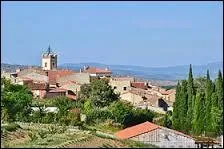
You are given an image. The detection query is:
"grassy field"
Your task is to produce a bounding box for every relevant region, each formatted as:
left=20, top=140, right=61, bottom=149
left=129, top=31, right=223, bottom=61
left=1, top=122, right=157, bottom=148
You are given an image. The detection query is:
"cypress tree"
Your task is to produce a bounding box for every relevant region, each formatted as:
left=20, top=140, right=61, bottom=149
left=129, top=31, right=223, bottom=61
left=210, top=92, right=221, bottom=136
left=192, top=90, right=206, bottom=136
left=215, top=70, right=223, bottom=135
left=205, top=70, right=213, bottom=135
left=179, top=80, right=188, bottom=133
left=172, top=81, right=181, bottom=130
left=186, top=64, right=194, bottom=133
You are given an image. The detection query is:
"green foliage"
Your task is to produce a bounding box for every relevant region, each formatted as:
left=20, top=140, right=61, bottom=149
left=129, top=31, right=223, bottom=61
left=28, top=131, right=38, bottom=142
left=186, top=64, right=194, bottom=133
left=125, top=108, right=154, bottom=128
left=172, top=66, right=223, bottom=137
left=90, top=79, right=119, bottom=107
left=172, top=81, right=181, bottom=130
left=163, top=111, right=172, bottom=128
left=78, top=84, right=91, bottom=102
left=215, top=70, right=223, bottom=135
left=79, top=79, right=119, bottom=108
left=86, top=108, right=112, bottom=124
left=108, top=101, right=133, bottom=124
left=1, top=77, right=33, bottom=122
left=3, top=123, right=21, bottom=132
left=204, top=70, right=214, bottom=133
left=192, top=90, right=206, bottom=135
left=179, top=80, right=188, bottom=132
left=38, top=130, right=48, bottom=139
left=160, top=85, right=176, bottom=90
left=108, top=101, right=155, bottom=128
left=83, top=100, right=93, bottom=114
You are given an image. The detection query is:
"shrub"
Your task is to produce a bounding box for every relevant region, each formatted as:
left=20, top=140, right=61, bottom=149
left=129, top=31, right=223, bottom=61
left=4, top=123, right=21, bottom=132
left=38, top=129, right=48, bottom=139
left=28, top=131, right=38, bottom=141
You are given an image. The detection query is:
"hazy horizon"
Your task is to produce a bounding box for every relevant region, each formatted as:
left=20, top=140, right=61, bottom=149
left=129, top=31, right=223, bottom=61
left=1, top=1, right=223, bottom=67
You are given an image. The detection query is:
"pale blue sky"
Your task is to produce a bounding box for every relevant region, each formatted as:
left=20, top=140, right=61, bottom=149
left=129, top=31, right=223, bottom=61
left=1, top=1, right=223, bottom=67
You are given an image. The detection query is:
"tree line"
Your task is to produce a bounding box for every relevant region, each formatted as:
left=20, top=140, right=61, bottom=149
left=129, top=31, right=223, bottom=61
left=172, top=65, right=223, bottom=137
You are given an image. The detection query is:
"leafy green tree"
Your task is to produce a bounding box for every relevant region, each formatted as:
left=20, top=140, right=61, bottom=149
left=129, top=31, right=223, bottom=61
left=108, top=101, right=133, bottom=124
left=1, top=78, right=33, bottom=122
left=186, top=64, right=194, bottom=133
left=192, top=90, right=206, bottom=136
left=128, top=108, right=154, bottom=127
left=90, top=79, right=119, bottom=107
left=83, top=99, right=93, bottom=114
left=78, top=84, right=91, bottom=102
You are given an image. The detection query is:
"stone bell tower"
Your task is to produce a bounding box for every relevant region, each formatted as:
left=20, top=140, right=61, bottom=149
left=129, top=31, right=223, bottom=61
left=42, top=45, right=57, bottom=70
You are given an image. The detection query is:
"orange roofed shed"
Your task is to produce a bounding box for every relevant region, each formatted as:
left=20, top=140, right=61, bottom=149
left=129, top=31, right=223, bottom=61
left=114, top=121, right=160, bottom=139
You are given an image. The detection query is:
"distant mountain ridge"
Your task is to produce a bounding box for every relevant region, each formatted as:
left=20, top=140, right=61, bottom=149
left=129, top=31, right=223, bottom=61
left=59, top=61, right=223, bottom=81
left=1, top=61, right=223, bottom=84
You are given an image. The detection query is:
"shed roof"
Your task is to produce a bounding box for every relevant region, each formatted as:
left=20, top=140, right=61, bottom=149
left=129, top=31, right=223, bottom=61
left=115, top=121, right=193, bottom=140
left=114, top=121, right=159, bottom=139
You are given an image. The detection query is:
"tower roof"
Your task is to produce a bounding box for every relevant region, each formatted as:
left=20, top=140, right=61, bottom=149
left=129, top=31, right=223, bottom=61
left=43, top=45, right=56, bottom=56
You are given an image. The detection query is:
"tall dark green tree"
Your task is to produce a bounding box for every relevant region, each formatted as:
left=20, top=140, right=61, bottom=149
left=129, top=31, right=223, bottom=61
left=215, top=70, right=223, bottom=135
left=172, top=81, right=181, bottom=130
left=179, top=80, right=188, bottom=132
left=204, top=70, right=213, bottom=135
left=192, top=89, right=206, bottom=136
left=186, top=64, right=194, bottom=133
left=210, top=92, right=221, bottom=136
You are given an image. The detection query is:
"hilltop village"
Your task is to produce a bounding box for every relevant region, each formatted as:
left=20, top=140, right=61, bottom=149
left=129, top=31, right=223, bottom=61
left=2, top=46, right=176, bottom=114
left=2, top=46, right=223, bottom=148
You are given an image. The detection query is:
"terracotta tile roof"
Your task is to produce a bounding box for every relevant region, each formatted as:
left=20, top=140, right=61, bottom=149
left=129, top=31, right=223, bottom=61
left=115, top=121, right=160, bottom=139
left=83, top=67, right=112, bottom=74
left=19, top=76, right=33, bottom=81
left=131, top=82, right=147, bottom=90
left=49, top=88, right=67, bottom=93
left=115, top=121, right=193, bottom=140
left=59, top=80, right=81, bottom=86
left=24, top=81, right=48, bottom=90
left=159, top=89, right=176, bottom=95
left=111, top=77, right=134, bottom=81
left=47, top=70, right=76, bottom=85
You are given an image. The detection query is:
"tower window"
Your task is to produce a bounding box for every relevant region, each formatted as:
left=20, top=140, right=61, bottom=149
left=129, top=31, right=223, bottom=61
left=123, top=87, right=127, bottom=91
left=45, top=62, right=47, bottom=67
left=52, top=62, right=54, bottom=67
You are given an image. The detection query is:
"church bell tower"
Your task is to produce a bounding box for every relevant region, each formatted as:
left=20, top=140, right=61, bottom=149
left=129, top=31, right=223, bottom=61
left=42, top=45, right=57, bottom=70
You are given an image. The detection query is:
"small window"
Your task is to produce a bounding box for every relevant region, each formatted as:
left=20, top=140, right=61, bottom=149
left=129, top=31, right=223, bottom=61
left=123, top=87, right=127, bottom=91
left=45, top=62, right=47, bottom=67
left=114, top=86, right=117, bottom=89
